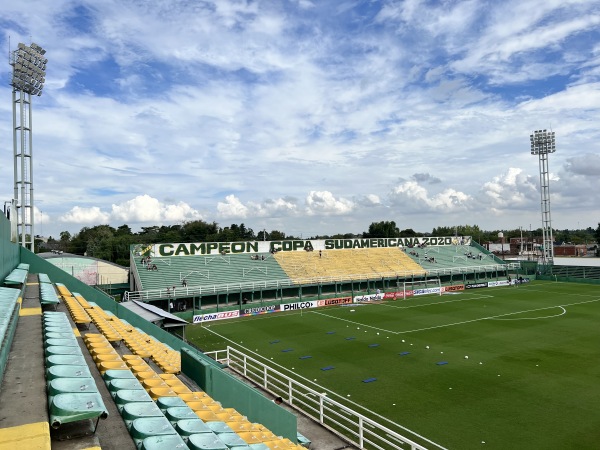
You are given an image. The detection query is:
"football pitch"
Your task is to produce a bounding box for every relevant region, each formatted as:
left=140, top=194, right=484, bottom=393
left=186, top=281, right=600, bottom=450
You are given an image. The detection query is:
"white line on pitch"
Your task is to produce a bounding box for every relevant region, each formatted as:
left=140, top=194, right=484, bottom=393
left=395, top=297, right=600, bottom=334
left=310, top=311, right=398, bottom=334
left=376, top=294, right=493, bottom=310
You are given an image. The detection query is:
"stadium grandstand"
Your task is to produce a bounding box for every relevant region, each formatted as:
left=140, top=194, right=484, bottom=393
left=126, top=236, right=519, bottom=318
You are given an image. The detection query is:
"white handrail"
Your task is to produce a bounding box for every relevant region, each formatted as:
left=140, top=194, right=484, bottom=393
left=205, top=346, right=449, bottom=450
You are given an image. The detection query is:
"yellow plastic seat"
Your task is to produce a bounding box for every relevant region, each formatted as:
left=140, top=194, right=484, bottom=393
left=94, top=353, right=122, bottom=365
left=194, top=410, right=219, bottom=422
left=142, top=378, right=168, bottom=390
left=134, top=371, right=160, bottom=381
left=148, top=387, right=177, bottom=400
left=178, top=392, right=209, bottom=402
left=170, top=385, right=192, bottom=395
left=97, top=360, right=128, bottom=374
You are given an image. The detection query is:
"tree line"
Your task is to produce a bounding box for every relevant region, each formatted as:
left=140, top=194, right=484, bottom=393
left=37, top=220, right=600, bottom=267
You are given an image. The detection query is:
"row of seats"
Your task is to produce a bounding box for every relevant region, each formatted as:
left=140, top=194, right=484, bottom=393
left=0, top=287, right=21, bottom=385
left=60, top=287, right=304, bottom=448
left=42, top=311, right=108, bottom=430
left=38, top=274, right=60, bottom=309
left=2, top=263, right=29, bottom=286
left=56, top=284, right=92, bottom=328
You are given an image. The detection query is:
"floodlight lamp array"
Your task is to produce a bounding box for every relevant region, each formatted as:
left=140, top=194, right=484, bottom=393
left=10, top=42, right=47, bottom=96
left=529, top=129, right=556, bottom=155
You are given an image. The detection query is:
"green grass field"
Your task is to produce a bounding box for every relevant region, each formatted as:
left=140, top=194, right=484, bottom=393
left=186, top=281, right=600, bottom=450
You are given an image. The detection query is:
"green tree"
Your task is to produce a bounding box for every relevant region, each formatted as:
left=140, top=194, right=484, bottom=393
left=364, top=221, right=399, bottom=238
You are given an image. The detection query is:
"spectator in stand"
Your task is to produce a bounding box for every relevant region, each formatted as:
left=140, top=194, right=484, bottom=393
left=182, top=279, right=187, bottom=288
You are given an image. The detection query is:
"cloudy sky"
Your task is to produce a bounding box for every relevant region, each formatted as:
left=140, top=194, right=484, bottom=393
left=2, top=0, right=599, bottom=240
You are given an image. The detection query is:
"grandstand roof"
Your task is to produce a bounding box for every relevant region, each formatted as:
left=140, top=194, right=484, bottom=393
left=120, top=300, right=188, bottom=327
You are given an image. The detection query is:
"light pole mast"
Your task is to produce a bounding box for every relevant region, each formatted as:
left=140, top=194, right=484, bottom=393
left=530, top=129, right=556, bottom=267
left=9, top=42, right=47, bottom=252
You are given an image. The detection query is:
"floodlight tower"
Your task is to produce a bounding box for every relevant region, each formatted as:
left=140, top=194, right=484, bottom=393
left=530, top=129, right=556, bottom=266
left=9, top=42, right=47, bottom=251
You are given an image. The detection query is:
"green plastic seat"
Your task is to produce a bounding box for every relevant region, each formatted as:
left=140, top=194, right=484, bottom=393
left=46, top=365, right=92, bottom=381
left=44, top=332, right=76, bottom=340
left=43, top=326, right=71, bottom=335
left=175, top=418, right=212, bottom=436
left=140, top=434, right=189, bottom=450
left=121, top=402, right=164, bottom=426
left=156, top=396, right=187, bottom=411
left=165, top=406, right=198, bottom=423
left=44, top=338, right=80, bottom=348
left=45, top=346, right=83, bottom=357
left=129, top=417, right=177, bottom=443
left=114, top=390, right=154, bottom=410
left=49, top=392, right=108, bottom=429
left=107, top=378, right=145, bottom=396
left=187, top=432, right=228, bottom=450
left=48, top=378, right=98, bottom=396
left=217, top=433, right=247, bottom=447
left=103, top=369, right=136, bottom=382
left=46, top=355, right=87, bottom=367
left=206, top=421, right=235, bottom=434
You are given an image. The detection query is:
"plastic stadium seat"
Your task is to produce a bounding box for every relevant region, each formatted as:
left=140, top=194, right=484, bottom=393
left=174, top=418, right=213, bottom=436
left=187, top=432, right=228, bottom=450
left=148, top=387, right=177, bottom=401
left=139, top=433, right=188, bottom=450
left=128, top=417, right=178, bottom=445
left=97, top=360, right=128, bottom=374
left=156, top=396, right=187, bottom=411
left=164, top=405, right=199, bottom=422
left=114, top=389, right=155, bottom=410
left=48, top=378, right=98, bottom=396
left=107, top=377, right=145, bottom=396
left=48, top=393, right=108, bottom=430
left=46, top=365, right=92, bottom=381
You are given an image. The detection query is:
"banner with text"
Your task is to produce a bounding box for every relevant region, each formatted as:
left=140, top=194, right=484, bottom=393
left=132, top=236, right=472, bottom=258
left=193, top=310, right=240, bottom=323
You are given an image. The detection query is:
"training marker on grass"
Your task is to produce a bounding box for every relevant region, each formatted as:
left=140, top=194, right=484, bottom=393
left=345, top=337, right=356, bottom=340
left=368, top=344, right=380, bottom=348
left=281, top=348, right=294, bottom=353
left=299, top=355, right=312, bottom=360
left=326, top=331, right=336, bottom=334
left=399, top=351, right=410, bottom=356
left=362, top=378, right=377, bottom=383
left=437, top=361, right=449, bottom=365
left=269, top=340, right=280, bottom=344
left=321, top=366, right=335, bottom=371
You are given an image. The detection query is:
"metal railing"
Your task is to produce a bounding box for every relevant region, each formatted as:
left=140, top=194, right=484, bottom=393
left=206, top=346, right=447, bottom=450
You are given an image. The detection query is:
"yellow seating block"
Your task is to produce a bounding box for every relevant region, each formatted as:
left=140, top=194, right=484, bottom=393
left=0, top=421, right=50, bottom=450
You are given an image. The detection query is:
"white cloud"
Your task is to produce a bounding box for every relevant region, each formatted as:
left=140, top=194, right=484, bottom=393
left=111, top=195, right=202, bottom=223
left=390, top=181, right=472, bottom=212
left=305, top=191, right=354, bottom=216
left=479, top=168, right=538, bottom=210
left=59, top=196, right=201, bottom=225
left=217, top=195, right=249, bottom=219
left=60, top=206, right=110, bottom=224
